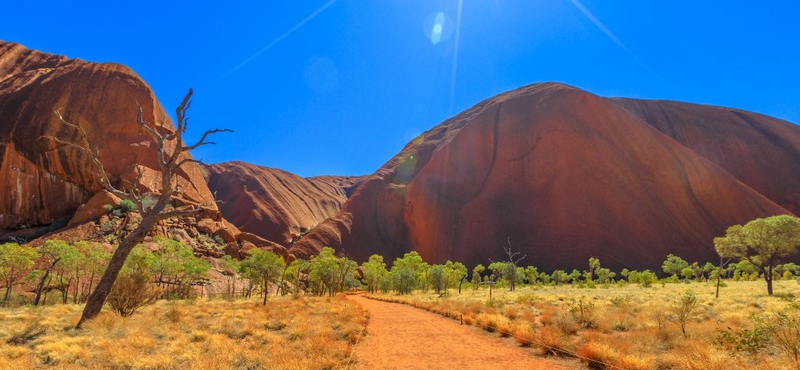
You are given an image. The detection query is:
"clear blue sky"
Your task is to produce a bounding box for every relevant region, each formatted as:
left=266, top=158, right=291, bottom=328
left=2, top=1, right=798, bottom=177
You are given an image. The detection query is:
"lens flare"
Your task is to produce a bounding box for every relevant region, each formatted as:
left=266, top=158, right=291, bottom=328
left=430, top=12, right=445, bottom=44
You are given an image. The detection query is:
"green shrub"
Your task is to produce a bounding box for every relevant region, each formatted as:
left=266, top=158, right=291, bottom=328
left=714, top=326, right=769, bottom=353
left=755, top=311, right=800, bottom=362
left=118, top=199, right=136, bottom=213
left=672, top=290, right=698, bottom=337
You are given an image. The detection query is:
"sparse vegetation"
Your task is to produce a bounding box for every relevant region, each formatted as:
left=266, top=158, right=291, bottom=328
left=0, top=295, right=367, bottom=369
left=365, top=279, right=800, bottom=369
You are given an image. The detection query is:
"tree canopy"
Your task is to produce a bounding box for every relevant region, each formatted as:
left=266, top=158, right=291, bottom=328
left=714, top=215, right=800, bottom=295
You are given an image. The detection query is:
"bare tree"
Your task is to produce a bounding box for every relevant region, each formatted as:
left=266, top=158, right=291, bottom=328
left=45, top=89, right=230, bottom=327
left=504, top=237, right=526, bottom=291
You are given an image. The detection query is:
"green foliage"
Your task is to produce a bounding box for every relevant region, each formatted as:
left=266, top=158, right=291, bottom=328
left=570, top=298, right=597, bottom=328
left=524, top=265, right=539, bottom=285
left=390, top=251, right=426, bottom=295
left=754, top=306, right=800, bottom=362
left=102, top=204, right=114, bottom=214
left=472, top=264, right=485, bottom=289
left=118, top=199, right=136, bottom=213
left=662, top=254, right=689, bottom=278
left=488, top=261, right=520, bottom=287
left=444, top=260, right=467, bottom=294
left=715, top=215, right=800, bottom=295
left=240, top=249, right=286, bottom=304
left=429, top=264, right=446, bottom=294
left=151, top=237, right=210, bottom=299
left=627, top=270, right=658, bottom=287
left=595, top=267, right=616, bottom=284
left=362, top=254, right=388, bottom=294
left=587, top=257, right=601, bottom=281
left=714, top=325, right=770, bottom=354
left=0, top=243, right=39, bottom=304
left=672, top=290, right=698, bottom=337
left=307, top=247, right=355, bottom=297
left=551, top=270, right=569, bottom=285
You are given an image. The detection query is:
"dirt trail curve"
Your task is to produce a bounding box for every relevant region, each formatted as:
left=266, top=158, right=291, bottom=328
left=350, top=295, right=580, bottom=370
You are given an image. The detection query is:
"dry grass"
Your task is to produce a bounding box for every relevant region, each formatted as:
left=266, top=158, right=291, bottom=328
left=0, top=294, right=368, bottom=370
left=366, top=280, right=800, bottom=369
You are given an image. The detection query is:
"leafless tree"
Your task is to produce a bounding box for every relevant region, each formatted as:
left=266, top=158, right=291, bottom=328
left=45, top=89, right=230, bottom=328
left=504, top=237, right=526, bottom=291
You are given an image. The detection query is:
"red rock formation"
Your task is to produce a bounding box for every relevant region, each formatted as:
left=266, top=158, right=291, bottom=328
left=292, top=83, right=795, bottom=271
left=611, top=98, right=800, bottom=214
left=0, top=40, right=214, bottom=232
left=205, top=161, right=363, bottom=246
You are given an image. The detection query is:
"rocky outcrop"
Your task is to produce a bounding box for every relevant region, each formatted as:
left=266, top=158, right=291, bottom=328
left=0, top=41, right=284, bottom=261
left=205, top=161, right=363, bottom=246
left=611, top=98, right=800, bottom=215
left=0, top=40, right=214, bottom=232
left=291, top=83, right=795, bottom=271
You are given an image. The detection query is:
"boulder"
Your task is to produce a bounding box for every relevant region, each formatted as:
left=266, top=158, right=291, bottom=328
left=68, top=191, right=122, bottom=226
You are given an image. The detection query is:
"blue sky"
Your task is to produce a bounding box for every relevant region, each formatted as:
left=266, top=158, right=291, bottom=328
left=2, top=1, right=798, bottom=177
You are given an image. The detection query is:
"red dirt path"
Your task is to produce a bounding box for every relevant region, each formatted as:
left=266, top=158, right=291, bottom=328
left=350, top=295, right=581, bottom=370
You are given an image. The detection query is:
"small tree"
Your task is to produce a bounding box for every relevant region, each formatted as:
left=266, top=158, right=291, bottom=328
left=107, top=245, right=158, bottom=317
left=240, top=249, right=286, bottom=305
left=220, top=255, right=240, bottom=299
left=362, top=254, right=388, bottom=294
left=471, top=264, right=485, bottom=290
left=502, top=237, right=525, bottom=291
left=46, top=89, right=231, bottom=327
left=672, top=290, right=698, bottom=337
left=0, top=243, right=39, bottom=305
left=714, top=215, right=800, bottom=295
left=390, top=251, right=425, bottom=295
left=662, top=254, right=689, bottom=279
left=587, top=257, right=601, bottom=282
left=429, top=264, right=446, bottom=294
left=445, top=261, right=467, bottom=294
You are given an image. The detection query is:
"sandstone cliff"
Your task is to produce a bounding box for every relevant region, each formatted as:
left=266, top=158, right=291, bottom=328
left=205, top=161, right=363, bottom=246
left=0, top=40, right=213, bottom=233
left=291, top=83, right=795, bottom=271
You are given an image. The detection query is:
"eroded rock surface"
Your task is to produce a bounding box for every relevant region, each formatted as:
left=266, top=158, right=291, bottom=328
left=292, top=83, right=795, bottom=271
left=205, top=161, right=363, bottom=246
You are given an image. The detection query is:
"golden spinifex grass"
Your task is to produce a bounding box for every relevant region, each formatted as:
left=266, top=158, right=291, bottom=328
left=0, top=294, right=367, bottom=370
left=367, top=280, right=800, bottom=370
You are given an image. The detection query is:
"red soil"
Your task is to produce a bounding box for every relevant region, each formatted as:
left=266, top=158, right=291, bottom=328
left=350, top=295, right=579, bottom=370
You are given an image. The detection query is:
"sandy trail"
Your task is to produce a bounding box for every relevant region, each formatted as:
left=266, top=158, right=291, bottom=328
left=350, top=295, right=580, bottom=370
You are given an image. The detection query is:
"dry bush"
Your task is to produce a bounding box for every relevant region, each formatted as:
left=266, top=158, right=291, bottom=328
left=6, top=323, right=46, bottom=346
left=0, top=295, right=368, bottom=370
left=512, top=322, right=536, bottom=347
left=107, top=271, right=159, bottom=317
left=553, top=311, right=580, bottom=335
left=536, top=325, right=574, bottom=356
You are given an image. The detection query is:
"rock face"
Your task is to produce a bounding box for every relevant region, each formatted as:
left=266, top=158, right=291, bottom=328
left=611, top=98, right=800, bottom=215
left=205, top=161, right=363, bottom=246
left=0, top=40, right=214, bottom=232
left=292, top=83, right=796, bottom=271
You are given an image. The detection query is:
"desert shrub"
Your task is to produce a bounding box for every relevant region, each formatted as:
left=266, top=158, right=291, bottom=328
left=714, top=325, right=769, bottom=353
left=570, top=298, right=597, bottom=329
left=107, top=270, right=159, bottom=317
left=6, top=323, right=46, bottom=346
left=755, top=310, right=800, bottom=362
left=118, top=199, right=136, bottom=213
left=512, top=322, right=536, bottom=347
left=672, top=290, right=698, bottom=337
left=536, top=325, right=574, bottom=356
left=553, top=311, right=580, bottom=335
left=102, top=204, right=114, bottom=213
